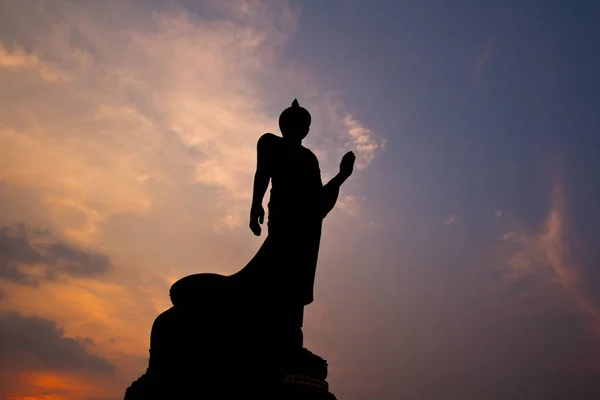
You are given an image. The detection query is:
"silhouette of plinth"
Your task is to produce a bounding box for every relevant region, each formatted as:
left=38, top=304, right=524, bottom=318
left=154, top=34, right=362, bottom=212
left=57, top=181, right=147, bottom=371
left=124, top=273, right=337, bottom=399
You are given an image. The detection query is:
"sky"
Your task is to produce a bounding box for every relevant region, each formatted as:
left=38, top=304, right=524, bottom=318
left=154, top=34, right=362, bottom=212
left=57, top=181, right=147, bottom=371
left=0, top=0, right=599, bottom=399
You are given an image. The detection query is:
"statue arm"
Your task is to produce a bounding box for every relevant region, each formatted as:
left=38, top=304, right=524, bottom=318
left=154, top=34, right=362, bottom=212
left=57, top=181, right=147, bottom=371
left=321, top=151, right=355, bottom=219
left=252, top=134, right=275, bottom=207
left=321, top=172, right=348, bottom=218
left=252, top=168, right=270, bottom=210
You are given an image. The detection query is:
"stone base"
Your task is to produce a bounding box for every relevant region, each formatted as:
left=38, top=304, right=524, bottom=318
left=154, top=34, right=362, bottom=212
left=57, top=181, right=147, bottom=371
left=124, top=349, right=337, bottom=400
left=124, top=274, right=336, bottom=400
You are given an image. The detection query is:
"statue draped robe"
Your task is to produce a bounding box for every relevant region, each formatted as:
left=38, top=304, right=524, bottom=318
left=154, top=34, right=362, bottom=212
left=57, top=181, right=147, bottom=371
left=231, top=133, right=340, bottom=315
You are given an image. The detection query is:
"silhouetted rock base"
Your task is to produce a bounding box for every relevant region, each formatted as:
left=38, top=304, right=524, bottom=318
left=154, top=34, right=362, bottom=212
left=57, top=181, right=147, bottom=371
left=124, top=274, right=337, bottom=399
left=125, top=347, right=336, bottom=399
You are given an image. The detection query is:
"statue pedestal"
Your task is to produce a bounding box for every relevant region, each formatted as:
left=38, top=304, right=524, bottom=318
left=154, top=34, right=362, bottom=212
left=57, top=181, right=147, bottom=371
left=124, top=274, right=337, bottom=399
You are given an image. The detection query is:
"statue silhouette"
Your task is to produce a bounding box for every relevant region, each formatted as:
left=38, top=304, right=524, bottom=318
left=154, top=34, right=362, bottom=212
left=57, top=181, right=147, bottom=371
left=232, top=98, right=355, bottom=338
left=125, top=99, right=354, bottom=399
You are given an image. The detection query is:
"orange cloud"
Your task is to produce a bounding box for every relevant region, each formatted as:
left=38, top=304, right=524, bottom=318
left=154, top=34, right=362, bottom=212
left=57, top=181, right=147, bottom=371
left=2, top=370, right=117, bottom=400
left=0, top=43, right=70, bottom=82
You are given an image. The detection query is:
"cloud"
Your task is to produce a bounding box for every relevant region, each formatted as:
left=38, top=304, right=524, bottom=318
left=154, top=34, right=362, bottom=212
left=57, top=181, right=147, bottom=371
left=342, top=115, right=383, bottom=170
left=0, top=223, right=110, bottom=286
left=313, top=95, right=385, bottom=172
left=336, top=195, right=365, bottom=218
left=213, top=214, right=244, bottom=232
left=0, top=311, right=114, bottom=373
left=501, top=231, right=517, bottom=240
left=498, top=183, right=600, bottom=343
left=0, top=0, right=382, bottom=243
left=0, top=42, right=70, bottom=82
left=46, top=242, right=110, bottom=278
left=443, top=214, right=458, bottom=225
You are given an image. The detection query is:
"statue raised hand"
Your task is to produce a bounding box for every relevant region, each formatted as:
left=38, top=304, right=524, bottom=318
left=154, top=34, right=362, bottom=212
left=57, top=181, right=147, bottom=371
left=339, top=151, right=356, bottom=179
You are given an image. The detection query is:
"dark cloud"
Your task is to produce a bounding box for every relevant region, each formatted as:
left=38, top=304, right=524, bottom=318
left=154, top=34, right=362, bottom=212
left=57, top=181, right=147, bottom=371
left=0, top=223, right=110, bottom=286
left=0, top=311, right=114, bottom=373
left=47, top=242, right=110, bottom=278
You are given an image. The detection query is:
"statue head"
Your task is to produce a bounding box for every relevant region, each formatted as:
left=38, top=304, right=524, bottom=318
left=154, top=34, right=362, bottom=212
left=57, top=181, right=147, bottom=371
left=278, top=99, right=311, bottom=142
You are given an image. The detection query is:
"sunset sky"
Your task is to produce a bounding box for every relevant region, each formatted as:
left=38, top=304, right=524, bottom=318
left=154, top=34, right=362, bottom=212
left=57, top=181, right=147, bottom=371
left=1, top=1, right=600, bottom=399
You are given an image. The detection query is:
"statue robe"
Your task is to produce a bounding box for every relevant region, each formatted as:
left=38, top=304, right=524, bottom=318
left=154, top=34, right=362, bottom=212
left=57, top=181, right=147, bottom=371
left=232, top=133, right=328, bottom=308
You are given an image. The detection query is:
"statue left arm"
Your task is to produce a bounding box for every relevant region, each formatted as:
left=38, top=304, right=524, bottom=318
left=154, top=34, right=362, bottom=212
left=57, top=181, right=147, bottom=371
left=321, top=151, right=355, bottom=219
